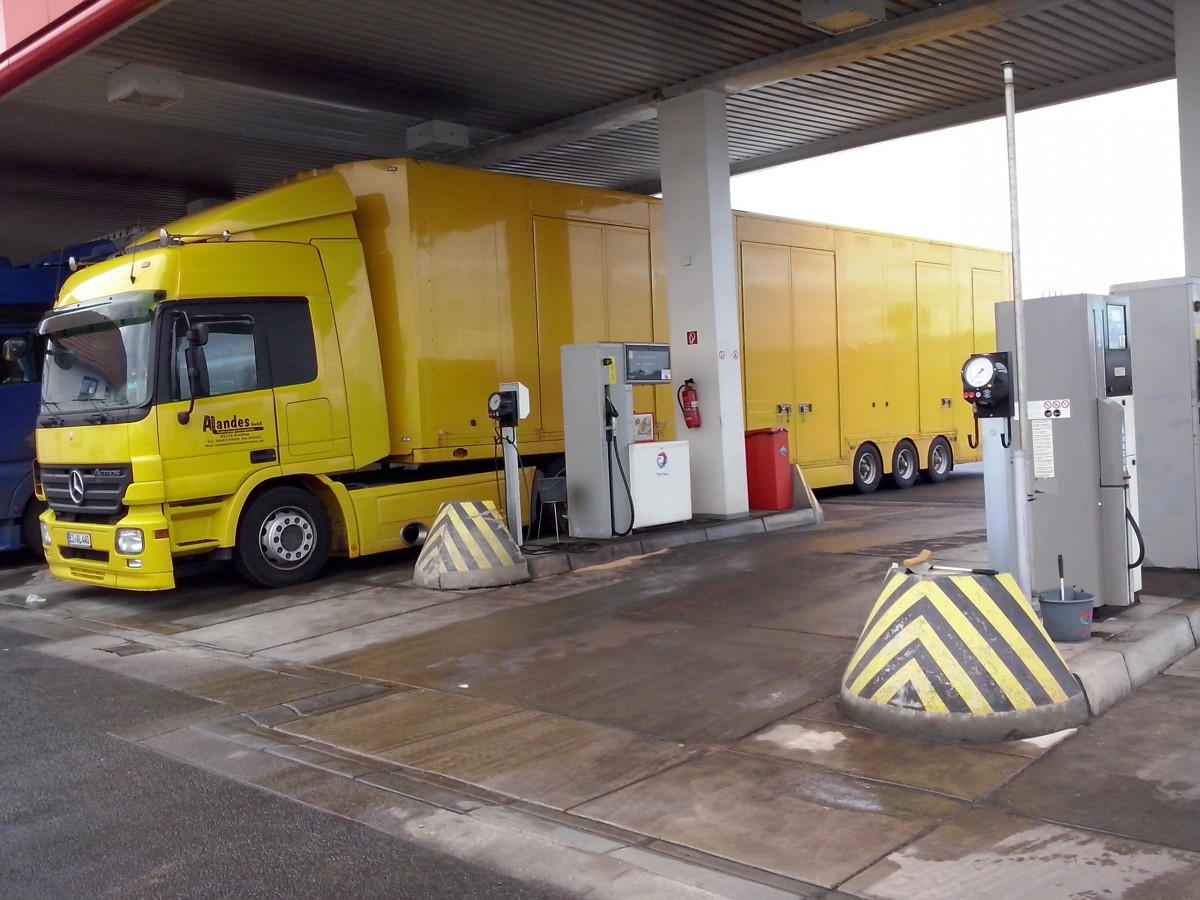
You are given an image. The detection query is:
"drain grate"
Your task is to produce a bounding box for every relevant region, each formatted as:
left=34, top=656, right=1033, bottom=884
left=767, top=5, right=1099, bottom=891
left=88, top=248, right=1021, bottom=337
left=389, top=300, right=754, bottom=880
left=853, top=530, right=988, bottom=561
left=100, top=640, right=159, bottom=657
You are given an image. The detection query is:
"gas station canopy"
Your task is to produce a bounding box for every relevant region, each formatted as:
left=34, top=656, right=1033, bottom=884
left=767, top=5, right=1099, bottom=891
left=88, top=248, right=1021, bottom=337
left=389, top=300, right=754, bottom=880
left=0, top=0, right=1174, bottom=264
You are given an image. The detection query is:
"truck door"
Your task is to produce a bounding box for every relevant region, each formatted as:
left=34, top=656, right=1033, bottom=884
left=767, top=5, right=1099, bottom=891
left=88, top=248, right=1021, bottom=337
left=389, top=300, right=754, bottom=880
left=740, top=241, right=841, bottom=466
left=158, top=305, right=279, bottom=506
left=916, top=262, right=956, bottom=436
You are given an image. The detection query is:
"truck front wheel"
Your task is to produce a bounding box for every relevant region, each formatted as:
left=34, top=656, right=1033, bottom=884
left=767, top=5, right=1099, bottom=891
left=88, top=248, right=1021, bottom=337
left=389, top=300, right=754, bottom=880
left=20, top=499, right=46, bottom=557
left=234, top=486, right=331, bottom=588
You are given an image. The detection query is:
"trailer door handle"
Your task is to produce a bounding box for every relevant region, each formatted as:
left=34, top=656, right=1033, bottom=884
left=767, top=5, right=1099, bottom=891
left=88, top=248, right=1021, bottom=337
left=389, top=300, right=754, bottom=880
left=250, top=449, right=277, bottom=464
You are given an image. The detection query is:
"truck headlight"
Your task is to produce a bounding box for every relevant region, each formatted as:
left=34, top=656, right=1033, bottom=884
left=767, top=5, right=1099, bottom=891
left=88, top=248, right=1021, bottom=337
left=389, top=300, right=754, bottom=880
left=115, top=528, right=145, bottom=555
left=40, top=521, right=50, bottom=547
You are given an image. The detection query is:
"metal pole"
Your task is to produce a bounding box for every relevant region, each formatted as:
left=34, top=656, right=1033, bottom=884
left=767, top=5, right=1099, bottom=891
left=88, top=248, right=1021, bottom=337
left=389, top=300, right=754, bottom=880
left=1002, top=60, right=1036, bottom=605
left=502, top=423, right=523, bottom=542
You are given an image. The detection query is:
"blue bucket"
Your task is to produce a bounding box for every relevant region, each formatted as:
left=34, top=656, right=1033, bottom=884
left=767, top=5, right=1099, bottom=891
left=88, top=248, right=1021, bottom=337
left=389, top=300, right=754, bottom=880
left=1039, top=587, right=1094, bottom=642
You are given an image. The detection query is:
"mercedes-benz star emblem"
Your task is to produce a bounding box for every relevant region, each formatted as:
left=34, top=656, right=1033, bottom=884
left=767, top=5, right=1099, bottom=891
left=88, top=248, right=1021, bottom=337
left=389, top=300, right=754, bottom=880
left=68, top=469, right=86, bottom=505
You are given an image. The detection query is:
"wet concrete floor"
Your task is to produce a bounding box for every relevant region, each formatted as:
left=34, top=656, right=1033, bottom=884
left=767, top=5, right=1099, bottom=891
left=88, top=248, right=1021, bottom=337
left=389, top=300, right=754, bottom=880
left=3, top=469, right=1200, bottom=898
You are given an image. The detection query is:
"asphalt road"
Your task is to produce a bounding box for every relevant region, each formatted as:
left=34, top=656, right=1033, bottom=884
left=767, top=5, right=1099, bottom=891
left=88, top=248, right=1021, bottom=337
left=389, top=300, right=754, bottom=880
left=0, top=624, right=566, bottom=900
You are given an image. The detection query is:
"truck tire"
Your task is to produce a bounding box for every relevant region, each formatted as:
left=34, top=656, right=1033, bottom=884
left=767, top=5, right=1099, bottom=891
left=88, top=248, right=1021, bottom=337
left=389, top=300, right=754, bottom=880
left=923, top=436, right=953, bottom=483
left=20, top=499, right=46, bottom=556
left=890, top=440, right=919, bottom=488
left=234, top=486, right=331, bottom=588
left=852, top=444, right=883, bottom=494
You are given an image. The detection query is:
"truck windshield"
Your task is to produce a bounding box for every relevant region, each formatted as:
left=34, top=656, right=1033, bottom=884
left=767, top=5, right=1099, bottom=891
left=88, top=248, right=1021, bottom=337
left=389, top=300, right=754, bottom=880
left=38, top=290, right=161, bottom=413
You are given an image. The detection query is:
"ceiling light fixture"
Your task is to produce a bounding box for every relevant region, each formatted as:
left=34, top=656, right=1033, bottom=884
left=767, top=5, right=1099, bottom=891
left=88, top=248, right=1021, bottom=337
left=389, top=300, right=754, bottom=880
left=802, top=0, right=885, bottom=34
left=406, top=120, right=469, bottom=154
left=107, top=63, right=185, bottom=110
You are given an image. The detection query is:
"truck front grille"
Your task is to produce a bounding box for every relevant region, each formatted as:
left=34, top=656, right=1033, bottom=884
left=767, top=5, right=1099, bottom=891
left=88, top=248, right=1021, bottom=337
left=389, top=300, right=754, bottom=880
left=42, top=465, right=132, bottom=519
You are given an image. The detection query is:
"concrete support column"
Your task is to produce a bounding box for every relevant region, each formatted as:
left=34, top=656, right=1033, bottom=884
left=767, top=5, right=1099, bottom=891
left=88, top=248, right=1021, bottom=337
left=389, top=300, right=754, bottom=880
left=1178, top=1, right=1200, bottom=276
left=657, top=89, right=748, bottom=518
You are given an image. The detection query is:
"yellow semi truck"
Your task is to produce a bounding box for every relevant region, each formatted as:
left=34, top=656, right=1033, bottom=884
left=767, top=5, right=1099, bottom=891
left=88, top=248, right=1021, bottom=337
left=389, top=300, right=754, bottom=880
left=30, top=159, right=1008, bottom=591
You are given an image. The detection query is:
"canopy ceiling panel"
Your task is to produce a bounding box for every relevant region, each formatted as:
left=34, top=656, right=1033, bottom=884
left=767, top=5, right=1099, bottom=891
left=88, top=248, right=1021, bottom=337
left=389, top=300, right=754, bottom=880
left=0, top=0, right=1174, bottom=262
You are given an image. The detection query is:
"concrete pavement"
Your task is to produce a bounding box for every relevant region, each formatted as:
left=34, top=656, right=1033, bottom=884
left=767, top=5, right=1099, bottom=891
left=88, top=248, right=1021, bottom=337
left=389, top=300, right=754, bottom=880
left=3, top=471, right=1200, bottom=898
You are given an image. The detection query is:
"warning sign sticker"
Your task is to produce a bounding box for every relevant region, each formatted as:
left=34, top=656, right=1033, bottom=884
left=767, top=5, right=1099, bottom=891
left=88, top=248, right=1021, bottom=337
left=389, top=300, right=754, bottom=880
left=1032, top=419, right=1055, bottom=479
left=1028, top=399, right=1071, bottom=420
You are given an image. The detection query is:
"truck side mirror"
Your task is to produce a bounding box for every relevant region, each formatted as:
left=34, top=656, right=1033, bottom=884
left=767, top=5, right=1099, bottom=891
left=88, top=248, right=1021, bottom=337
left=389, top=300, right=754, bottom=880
left=177, top=324, right=212, bottom=424
left=2, top=337, right=27, bottom=362
left=184, top=344, right=211, bottom=399
left=50, top=346, right=76, bottom=370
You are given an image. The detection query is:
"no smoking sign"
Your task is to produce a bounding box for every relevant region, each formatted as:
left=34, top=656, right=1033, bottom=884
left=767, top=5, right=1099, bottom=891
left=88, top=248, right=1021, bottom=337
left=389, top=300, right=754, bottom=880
left=1028, top=398, right=1071, bottom=419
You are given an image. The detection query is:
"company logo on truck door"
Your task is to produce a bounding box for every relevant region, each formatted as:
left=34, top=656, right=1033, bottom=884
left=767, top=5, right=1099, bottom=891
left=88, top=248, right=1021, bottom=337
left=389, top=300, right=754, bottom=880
left=202, top=414, right=264, bottom=436
left=201, top=412, right=267, bottom=448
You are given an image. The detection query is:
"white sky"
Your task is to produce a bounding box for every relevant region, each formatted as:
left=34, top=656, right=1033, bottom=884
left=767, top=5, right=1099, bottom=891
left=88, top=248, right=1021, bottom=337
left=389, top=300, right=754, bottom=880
left=728, top=79, right=1183, bottom=298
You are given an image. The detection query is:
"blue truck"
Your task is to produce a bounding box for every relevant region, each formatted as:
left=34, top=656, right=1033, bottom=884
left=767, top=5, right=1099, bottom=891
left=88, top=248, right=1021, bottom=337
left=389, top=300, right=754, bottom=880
left=0, top=241, right=115, bottom=552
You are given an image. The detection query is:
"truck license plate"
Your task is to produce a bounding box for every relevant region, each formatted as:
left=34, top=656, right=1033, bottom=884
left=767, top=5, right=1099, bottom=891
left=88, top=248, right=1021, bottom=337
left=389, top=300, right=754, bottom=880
left=66, top=531, right=91, bottom=549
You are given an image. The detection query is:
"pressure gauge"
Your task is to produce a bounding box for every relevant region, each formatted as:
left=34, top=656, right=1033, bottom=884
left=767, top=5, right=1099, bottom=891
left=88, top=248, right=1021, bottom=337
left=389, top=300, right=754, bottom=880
left=961, top=351, right=1013, bottom=418
left=487, top=390, right=518, bottom=427
left=962, top=354, right=996, bottom=388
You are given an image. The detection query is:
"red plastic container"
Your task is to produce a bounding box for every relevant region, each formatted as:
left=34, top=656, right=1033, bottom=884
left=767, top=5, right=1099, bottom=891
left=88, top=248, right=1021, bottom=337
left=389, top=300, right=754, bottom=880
left=745, top=428, right=793, bottom=510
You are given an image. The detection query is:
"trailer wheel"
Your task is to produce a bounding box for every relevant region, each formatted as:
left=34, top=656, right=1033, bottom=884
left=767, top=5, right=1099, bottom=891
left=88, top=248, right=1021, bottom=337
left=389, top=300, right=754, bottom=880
left=234, top=486, right=331, bottom=588
left=852, top=444, right=883, bottom=494
left=890, top=440, right=920, bottom=488
left=923, top=437, right=953, bottom=483
left=20, top=499, right=46, bottom=557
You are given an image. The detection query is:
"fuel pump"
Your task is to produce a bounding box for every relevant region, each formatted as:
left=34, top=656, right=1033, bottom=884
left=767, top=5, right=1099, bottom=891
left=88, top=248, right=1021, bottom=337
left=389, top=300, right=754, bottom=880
left=1116, top=278, right=1200, bottom=569
left=561, top=342, right=691, bottom=538
left=990, top=294, right=1142, bottom=610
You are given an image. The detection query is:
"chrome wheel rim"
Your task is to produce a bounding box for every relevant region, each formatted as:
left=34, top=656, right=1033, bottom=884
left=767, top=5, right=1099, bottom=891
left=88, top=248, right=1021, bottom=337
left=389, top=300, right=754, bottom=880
left=259, top=506, right=316, bottom=569
left=930, top=443, right=950, bottom=475
left=857, top=452, right=878, bottom=485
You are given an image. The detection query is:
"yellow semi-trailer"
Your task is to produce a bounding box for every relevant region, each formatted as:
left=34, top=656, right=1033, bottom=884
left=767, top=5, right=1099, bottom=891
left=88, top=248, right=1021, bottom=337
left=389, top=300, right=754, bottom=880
left=737, top=214, right=1008, bottom=491
left=33, top=159, right=1008, bottom=591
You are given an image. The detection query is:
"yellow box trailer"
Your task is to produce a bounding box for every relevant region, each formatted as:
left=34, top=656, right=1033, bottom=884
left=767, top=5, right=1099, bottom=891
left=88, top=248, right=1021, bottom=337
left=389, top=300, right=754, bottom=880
left=29, top=159, right=1008, bottom=591
left=736, top=214, right=1008, bottom=490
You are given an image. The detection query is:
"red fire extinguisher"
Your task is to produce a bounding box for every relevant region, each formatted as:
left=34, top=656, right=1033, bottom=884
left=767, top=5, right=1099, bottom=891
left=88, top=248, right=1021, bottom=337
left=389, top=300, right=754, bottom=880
left=678, top=378, right=701, bottom=429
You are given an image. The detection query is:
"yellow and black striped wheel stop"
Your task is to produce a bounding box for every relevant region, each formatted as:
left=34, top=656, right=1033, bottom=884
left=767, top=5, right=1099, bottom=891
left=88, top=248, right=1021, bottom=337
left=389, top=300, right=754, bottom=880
left=413, top=500, right=530, bottom=590
left=839, top=570, right=1088, bottom=742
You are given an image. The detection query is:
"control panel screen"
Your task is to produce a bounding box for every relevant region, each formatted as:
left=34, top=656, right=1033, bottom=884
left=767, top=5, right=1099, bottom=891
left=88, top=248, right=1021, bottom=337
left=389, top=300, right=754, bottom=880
left=624, top=343, right=672, bottom=384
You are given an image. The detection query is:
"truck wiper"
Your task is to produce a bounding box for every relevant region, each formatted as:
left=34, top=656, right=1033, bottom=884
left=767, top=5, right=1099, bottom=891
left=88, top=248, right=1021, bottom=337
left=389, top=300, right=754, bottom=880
left=39, top=399, right=65, bottom=427
left=83, top=399, right=113, bottom=424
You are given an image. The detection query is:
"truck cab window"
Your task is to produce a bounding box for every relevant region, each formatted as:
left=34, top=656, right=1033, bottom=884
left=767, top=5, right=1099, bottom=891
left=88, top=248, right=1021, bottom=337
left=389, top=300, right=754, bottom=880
left=173, top=317, right=257, bottom=399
